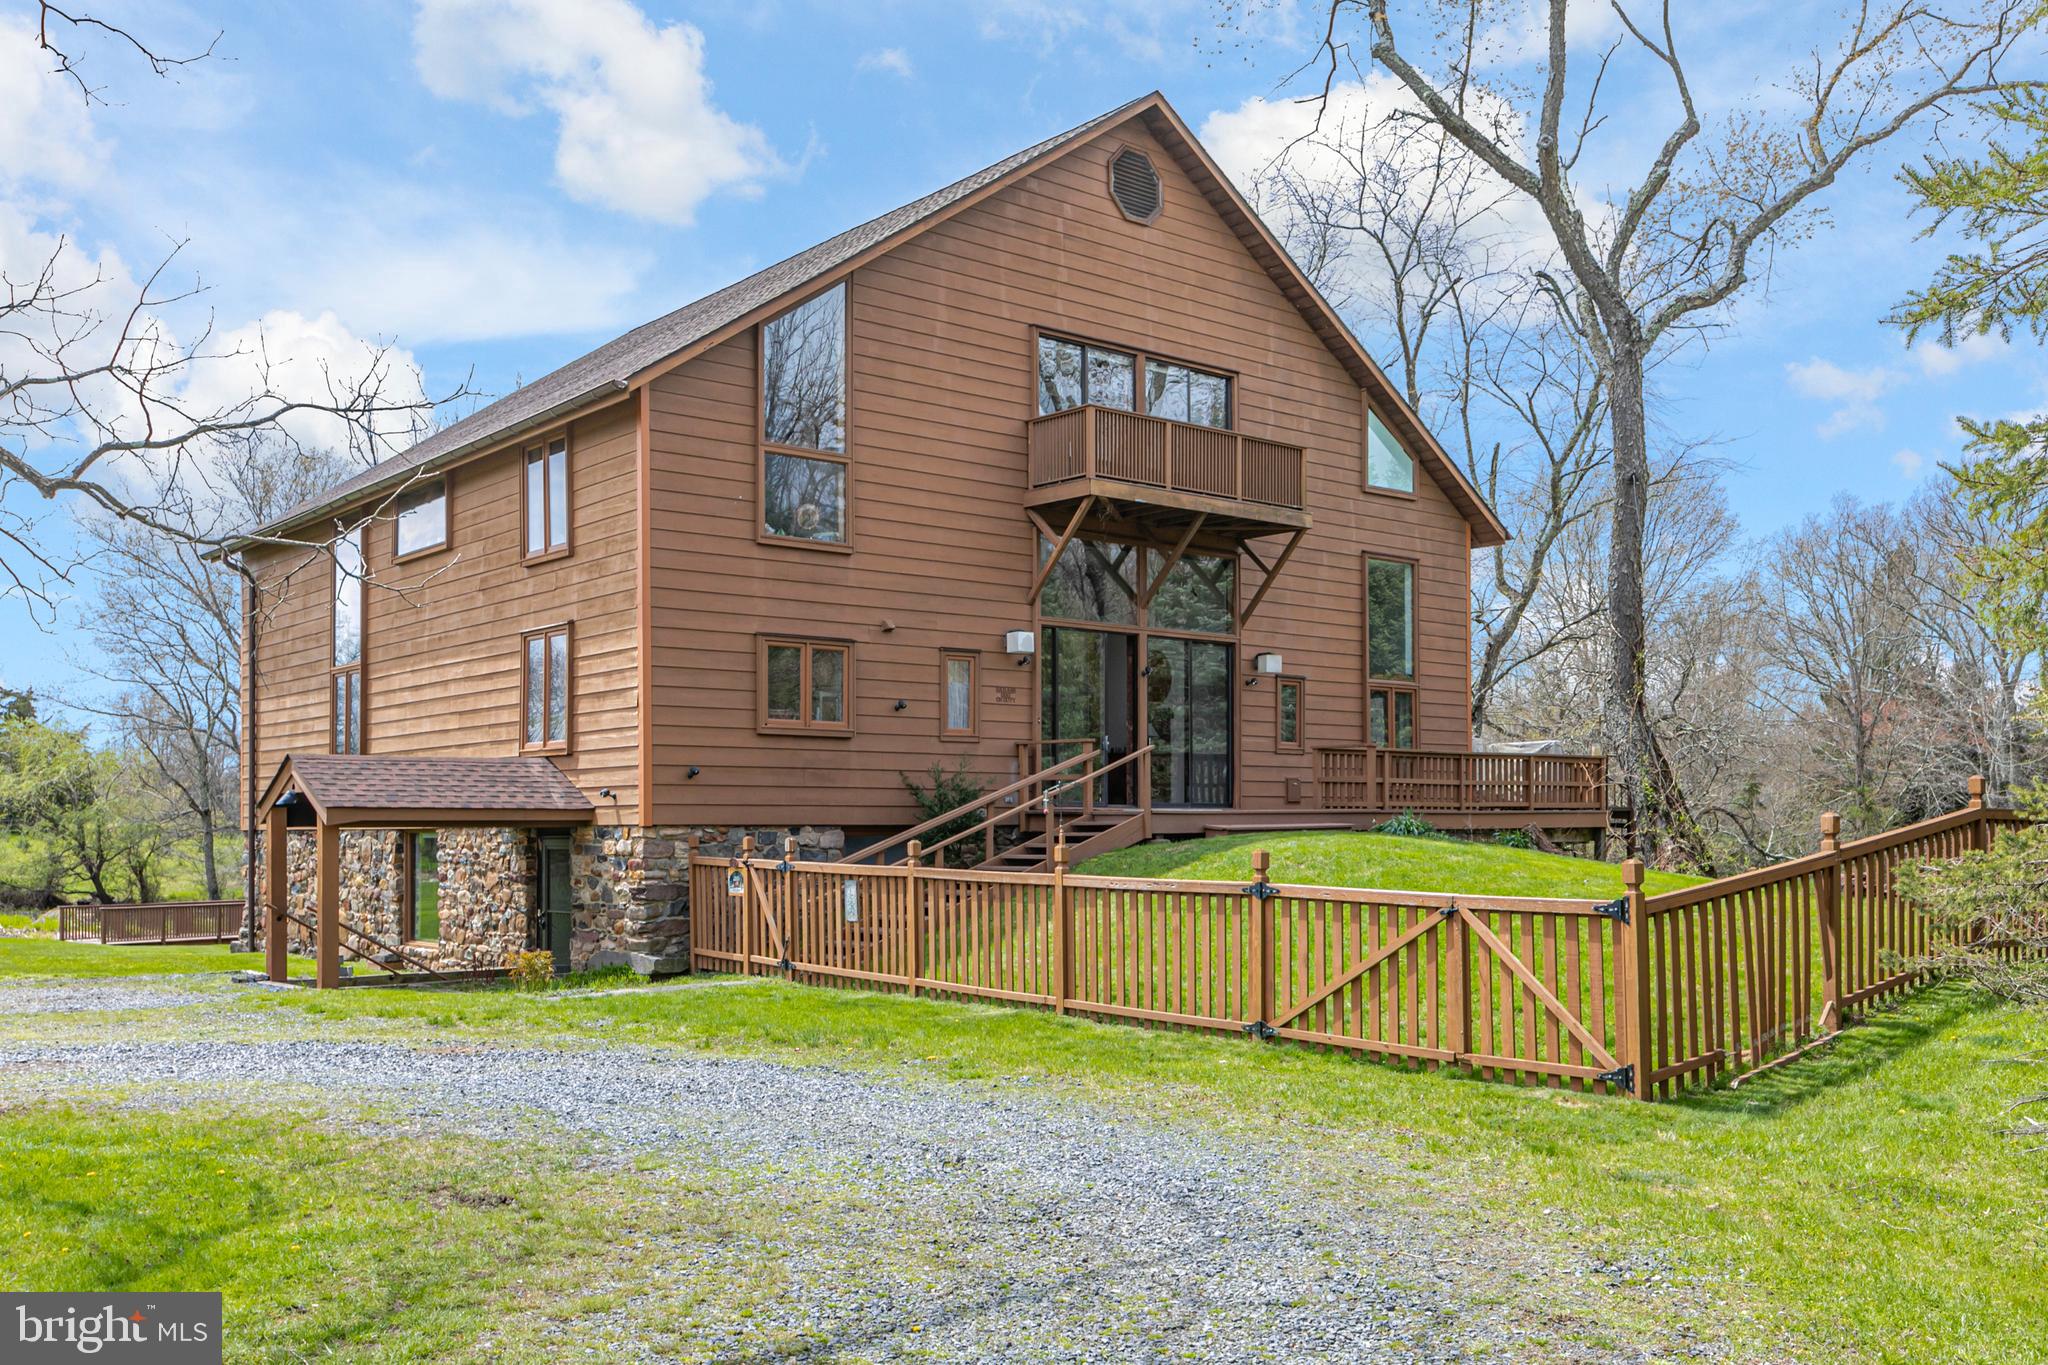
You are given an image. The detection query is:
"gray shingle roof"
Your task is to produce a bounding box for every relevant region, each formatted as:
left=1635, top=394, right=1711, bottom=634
left=239, top=92, right=1161, bottom=546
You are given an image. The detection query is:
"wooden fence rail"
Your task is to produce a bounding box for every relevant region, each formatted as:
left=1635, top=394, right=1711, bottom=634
left=690, top=782, right=2024, bottom=1101
left=57, top=900, right=244, bottom=945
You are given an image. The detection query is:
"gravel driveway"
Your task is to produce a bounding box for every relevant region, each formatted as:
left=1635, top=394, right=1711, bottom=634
left=1, top=977, right=1715, bottom=1363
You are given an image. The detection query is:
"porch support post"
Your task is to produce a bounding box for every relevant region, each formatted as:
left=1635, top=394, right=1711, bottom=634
left=315, top=818, right=341, bottom=990
left=264, top=803, right=288, bottom=983
left=1238, top=528, right=1306, bottom=626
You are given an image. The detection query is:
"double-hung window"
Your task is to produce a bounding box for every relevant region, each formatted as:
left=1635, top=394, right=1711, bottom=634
left=524, top=437, right=570, bottom=560
left=1365, top=557, right=1416, bottom=748
left=522, top=624, right=571, bottom=753
left=761, top=284, right=850, bottom=546
left=331, top=524, right=364, bottom=753
left=759, top=638, right=853, bottom=734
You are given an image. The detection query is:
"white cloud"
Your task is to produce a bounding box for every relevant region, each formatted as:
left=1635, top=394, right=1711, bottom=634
left=1785, top=357, right=1900, bottom=438
left=413, top=0, right=781, bottom=226
left=1892, top=448, right=1926, bottom=479
left=0, top=17, right=107, bottom=191
left=857, top=48, right=915, bottom=79
left=1911, top=329, right=2008, bottom=377
left=974, top=0, right=1234, bottom=63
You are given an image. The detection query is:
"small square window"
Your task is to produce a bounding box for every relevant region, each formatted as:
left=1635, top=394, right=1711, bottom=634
left=759, top=638, right=854, bottom=735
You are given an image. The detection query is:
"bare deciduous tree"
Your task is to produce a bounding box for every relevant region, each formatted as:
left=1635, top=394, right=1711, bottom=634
left=1271, top=0, right=2038, bottom=865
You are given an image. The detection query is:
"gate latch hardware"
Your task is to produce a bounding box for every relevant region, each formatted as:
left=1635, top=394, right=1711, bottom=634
left=1592, top=896, right=1630, bottom=924
left=1243, top=882, right=1280, bottom=900
left=1596, top=1063, right=1634, bottom=1090
left=1438, top=902, right=1459, bottom=919
left=1243, top=1020, right=1276, bottom=1040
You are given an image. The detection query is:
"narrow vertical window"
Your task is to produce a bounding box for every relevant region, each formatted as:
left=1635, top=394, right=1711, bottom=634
left=758, top=638, right=855, bottom=734
left=407, top=832, right=441, bottom=942
left=761, top=283, right=851, bottom=546
left=941, top=653, right=977, bottom=737
left=331, top=525, right=363, bottom=753
left=1277, top=678, right=1303, bottom=752
left=524, top=437, right=570, bottom=559
left=1365, top=409, right=1415, bottom=493
left=1366, top=558, right=1416, bottom=749
left=521, top=624, right=571, bottom=752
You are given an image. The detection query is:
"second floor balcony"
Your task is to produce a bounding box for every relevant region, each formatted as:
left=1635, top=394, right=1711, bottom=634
left=1025, top=405, right=1310, bottom=537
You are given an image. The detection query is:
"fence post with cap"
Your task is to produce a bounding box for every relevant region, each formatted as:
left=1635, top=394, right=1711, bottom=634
left=738, top=834, right=757, bottom=977
left=1249, top=849, right=1274, bottom=1035
left=1053, top=836, right=1072, bottom=1015
left=906, top=838, right=924, bottom=997
left=1818, top=811, right=1843, bottom=1034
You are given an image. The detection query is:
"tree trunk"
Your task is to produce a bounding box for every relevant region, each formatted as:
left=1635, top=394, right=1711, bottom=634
left=198, top=810, right=220, bottom=901
left=1601, top=348, right=1715, bottom=872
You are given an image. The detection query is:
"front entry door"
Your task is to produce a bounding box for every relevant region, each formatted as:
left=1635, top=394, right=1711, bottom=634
left=537, top=834, right=573, bottom=975
left=1040, top=626, right=1137, bottom=805
left=1147, top=638, right=1233, bottom=806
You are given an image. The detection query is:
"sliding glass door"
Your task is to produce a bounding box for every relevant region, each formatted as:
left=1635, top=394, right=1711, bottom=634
left=1040, top=626, right=1138, bottom=805
left=1147, top=638, right=1233, bottom=806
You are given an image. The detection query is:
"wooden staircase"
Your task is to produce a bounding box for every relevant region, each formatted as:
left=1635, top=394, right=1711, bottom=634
left=976, top=810, right=1148, bottom=872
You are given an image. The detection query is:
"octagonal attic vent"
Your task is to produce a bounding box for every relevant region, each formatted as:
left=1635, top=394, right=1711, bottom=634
left=1109, top=148, right=1162, bottom=224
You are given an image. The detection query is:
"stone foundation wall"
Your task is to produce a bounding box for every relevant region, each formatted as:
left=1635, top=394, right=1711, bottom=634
left=257, top=820, right=847, bottom=975
left=573, top=824, right=845, bottom=970
left=256, top=826, right=533, bottom=971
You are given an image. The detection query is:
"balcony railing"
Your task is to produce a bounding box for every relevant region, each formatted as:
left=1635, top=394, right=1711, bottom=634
left=1316, top=747, right=1608, bottom=816
left=1026, top=405, right=1306, bottom=511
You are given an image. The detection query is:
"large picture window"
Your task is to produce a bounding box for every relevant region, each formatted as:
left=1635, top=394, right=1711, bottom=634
left=761, top=284, right=849, bottom=546
left=332, top=525, right=363, bottom=753
left=759, top=637, right=853, bottom=734
left=522, top=624, right=571, bottom=753
left=524, top=437, right=570, bottom=559
left=394, top=476, right=448, bottom=559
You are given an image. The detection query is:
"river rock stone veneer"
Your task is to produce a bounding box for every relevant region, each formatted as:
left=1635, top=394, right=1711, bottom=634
left=257, top=822, right=846, bottom=974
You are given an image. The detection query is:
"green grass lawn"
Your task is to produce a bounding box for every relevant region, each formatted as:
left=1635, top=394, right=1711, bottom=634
left=0, top=938, right=384, bottom=980
left=1081, top=829, right=1708, bottom=897
left=244, top=973, right=2048, bottom=1364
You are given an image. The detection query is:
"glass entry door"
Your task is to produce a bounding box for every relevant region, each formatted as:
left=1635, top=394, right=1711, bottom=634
left=1147, top=638, right=1233, bottom=806
left=1040, top=626, right=1138, bottom=805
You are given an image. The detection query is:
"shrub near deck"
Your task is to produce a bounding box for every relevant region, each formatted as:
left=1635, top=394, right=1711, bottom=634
left=1080, top=830, right=1708, bottom=898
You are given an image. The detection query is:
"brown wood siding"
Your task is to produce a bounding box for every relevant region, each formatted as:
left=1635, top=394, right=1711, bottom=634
left=645, top=117, right=1474, bottom=829
left=242, top=398, right=641, bottom=825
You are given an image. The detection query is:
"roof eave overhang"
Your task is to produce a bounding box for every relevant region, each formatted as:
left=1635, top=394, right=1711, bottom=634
left=214, top=379, right=633, bottom=559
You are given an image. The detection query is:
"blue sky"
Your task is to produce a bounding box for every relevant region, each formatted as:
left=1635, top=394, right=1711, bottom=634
left=2, top=0, right=2038, bottom=714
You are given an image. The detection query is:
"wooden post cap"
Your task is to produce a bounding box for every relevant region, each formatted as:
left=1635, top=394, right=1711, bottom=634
left=686, top=831, right=701, bottom=850
left=1053, top=842, right=1070, bottom=870
left=1968, top=775, right=1987, bottom=805
left=1819, top=811, right=1840, bottom=850
left=1621, top=858, right=1644, bottom=890
left=740, top=834, right=757, bottom=856
left=906, top=838, right=922, bottom=867
left=784, top=835, right=799, bottom=859
left=1253, top=848, right=1271, bottom=881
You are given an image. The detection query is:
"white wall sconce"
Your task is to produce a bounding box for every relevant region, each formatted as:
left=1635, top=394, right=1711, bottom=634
left=1247, top=651, right=1283, bottom=687
left=1006, top=630, right=1036, bottom=666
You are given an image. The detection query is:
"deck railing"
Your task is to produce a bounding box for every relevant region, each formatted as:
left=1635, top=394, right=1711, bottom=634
left=1026, top=405, right=1306, bottom=510
left=1316, top=746, right=1607, bottom=815
left=58, top=900, right=244, bottom=944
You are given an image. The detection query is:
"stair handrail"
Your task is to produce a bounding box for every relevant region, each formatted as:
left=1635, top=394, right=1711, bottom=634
left=918, top=744, right=1157, bottom=867
left=853, top=745, right=1103, bottom=867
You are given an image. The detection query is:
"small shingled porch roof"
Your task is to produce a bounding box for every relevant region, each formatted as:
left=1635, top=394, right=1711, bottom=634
left=256, top=754, right=593, bottom=988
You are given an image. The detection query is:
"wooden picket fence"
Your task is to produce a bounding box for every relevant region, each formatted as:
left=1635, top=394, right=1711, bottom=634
left=57, top=900, right=245, bottom=945
left=687, top=784, right=2024, bottom=1100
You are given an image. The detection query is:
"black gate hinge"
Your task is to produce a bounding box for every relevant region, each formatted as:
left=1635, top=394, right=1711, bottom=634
left=1438, top=902, right=1459, bottom=919
left=778, top=957, right=793, bottom=972
left=1593, top=896, right=1630, bottom=924
left=1243, top=882, right=1280, bottom=900
left=1243, top=1019, right=1276, bottom=1040
left=1597, top=1063, right=1634, bottom=1090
